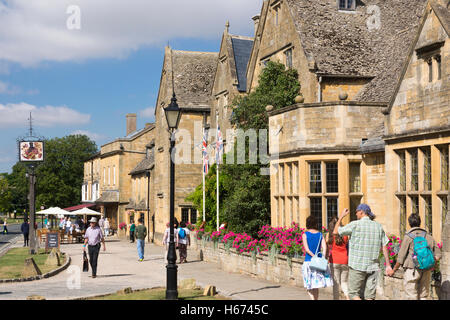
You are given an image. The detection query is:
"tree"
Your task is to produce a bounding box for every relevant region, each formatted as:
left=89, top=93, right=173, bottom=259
left=35, top=135, right=98, bottom=209
left=0, top=174, right=13, bottom=214
left=187, top=61, right=300, bottom=237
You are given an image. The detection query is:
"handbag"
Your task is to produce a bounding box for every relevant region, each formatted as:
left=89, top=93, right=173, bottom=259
left=309, top=234, right=328, bottom=272
left=83, top=250, right=89, bottom=272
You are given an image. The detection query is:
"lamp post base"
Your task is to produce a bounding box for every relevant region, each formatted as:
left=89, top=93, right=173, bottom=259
left=166, top=263, right=178, bottom=300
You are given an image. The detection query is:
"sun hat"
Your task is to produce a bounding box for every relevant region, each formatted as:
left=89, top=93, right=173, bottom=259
left=356, top=204, right=375, bottom=218
left=89, top=217, right=98, bottom=223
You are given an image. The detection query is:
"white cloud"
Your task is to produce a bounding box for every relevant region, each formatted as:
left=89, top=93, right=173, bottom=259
left=0, top=0, right=262, bottom=67
left=0, top=81, right=21, bottom=95
left=0, top=102, right=91, bottom=128
left=139, top=106, right=155, bottom=119
left=71, top=130, right=107, bottom=142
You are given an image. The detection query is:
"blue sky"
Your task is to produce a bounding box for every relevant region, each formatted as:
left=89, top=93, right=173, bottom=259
left=0, top=0, right=262, bottom=173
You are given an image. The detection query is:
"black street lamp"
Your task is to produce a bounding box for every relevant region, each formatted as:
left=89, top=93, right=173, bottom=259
left=164, top=92, right=182, bottom=300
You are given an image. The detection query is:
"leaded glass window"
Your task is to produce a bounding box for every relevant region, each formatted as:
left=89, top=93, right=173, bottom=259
left=310, top=162, right=322, bottom=193
left=400, top=197, right=407, bottom=238
left=399, top=151, right=406, bottom=191
left=423, top=148, right=432, bottom=191
left=326, top=162, right=338, bottom=193
left=410, top=150, right=418, bottom=191
left=310, top=197, right=322, bottom=228
left=349, top=162, right=361, bottom=193
left=441, top=146, right=449, bottom=191
left=424, top=196, right=432, bottom=234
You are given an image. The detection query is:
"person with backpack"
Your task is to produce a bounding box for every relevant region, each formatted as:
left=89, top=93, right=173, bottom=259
left=176, top=221, right=190, bottom=263
left=129, top=221, right=136, bottom=243
left=388, top=214, right=441, bottom=300
left=135, top=218, right=147, bottom=262
left=334, top=204, right=391, bottom=300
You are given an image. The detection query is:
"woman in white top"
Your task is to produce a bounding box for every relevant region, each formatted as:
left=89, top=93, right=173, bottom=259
left=104, top=218, right=110, bottom=237
left=162, top=222, right=170, bottom=258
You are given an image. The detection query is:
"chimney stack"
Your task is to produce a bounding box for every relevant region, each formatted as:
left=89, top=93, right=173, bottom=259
left=252, top=15, right=260, bottom=36
left=126, top=113, right=137, bottom=135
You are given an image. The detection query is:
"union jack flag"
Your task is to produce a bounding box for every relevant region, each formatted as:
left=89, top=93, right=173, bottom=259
left=216, top=125, right=223, bottom=163
left=202, top=129, right=209, bottom=174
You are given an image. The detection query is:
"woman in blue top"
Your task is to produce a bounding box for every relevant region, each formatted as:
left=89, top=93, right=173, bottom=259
left=301, top=215, right=333, bottom=300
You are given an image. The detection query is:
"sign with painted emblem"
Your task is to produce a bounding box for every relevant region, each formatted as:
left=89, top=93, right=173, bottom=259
left=19, top=141, right=44, bottom=162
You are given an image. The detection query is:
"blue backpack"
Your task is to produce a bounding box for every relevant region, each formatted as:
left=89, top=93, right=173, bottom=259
left=407, top=231, right=435, bottom=271
left=178, top=228, right=186, bottom=239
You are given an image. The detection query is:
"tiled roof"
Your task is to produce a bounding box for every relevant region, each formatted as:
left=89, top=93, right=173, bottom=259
left=96, top=190, right=119, bottom=203
left=231, top=37, right=254, bottom=92
left=432, top=1, right=450, bottom=35
left=170, top=50, right=219, bottom=108
left=360, top=124, right=385, bottom=154
left=130, top=148, right=155, bottom=175
left=285, top=0, right=428, bottom=102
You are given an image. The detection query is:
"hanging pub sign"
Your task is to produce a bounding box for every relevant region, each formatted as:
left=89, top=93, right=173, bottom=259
left=19, top=141, right=44, bottom=162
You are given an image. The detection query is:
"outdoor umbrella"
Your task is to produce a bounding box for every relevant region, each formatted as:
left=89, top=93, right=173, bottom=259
left=71, top=207, right=101, bottom=215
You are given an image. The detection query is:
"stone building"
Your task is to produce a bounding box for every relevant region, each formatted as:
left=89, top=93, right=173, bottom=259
left=210, top=22, right=253, bottom=153
left=151, top=47, right=218, bottom=243
left=127, top=140, right=155, bottom=240
left=82, top=152, right=101, bottom=204
left=265, top=0, right=430, bottom=230
left=383, top=0, right=450, bottom=240
left=82, top=114, right=155, bottom=232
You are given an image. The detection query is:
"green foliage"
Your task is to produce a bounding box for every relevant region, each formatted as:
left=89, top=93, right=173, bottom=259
left=35, top=135, right=98, bottom=209
left=0, top=174, right=13, bottom=214
left=5, top=163, right=28, bottom=213
left=230, top=61, right=300, bottom=130
left=6, top=135, right=97, bottom=212
left=187, top=61, right=300, bottom=237
left=186, top=164, right=227, bottom=233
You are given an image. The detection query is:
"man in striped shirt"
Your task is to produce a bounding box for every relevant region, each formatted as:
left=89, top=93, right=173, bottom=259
left=333, top=204, right=391, bottom=300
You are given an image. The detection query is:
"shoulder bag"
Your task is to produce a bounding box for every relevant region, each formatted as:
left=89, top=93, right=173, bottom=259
left=309, top=233, right=329, bottom=272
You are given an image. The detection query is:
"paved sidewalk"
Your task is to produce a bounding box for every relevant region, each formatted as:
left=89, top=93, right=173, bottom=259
left=0, top=237, right=332, bottom=300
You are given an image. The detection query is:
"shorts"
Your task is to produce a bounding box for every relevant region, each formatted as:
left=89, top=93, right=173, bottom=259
left=348, top=267, right=379, bottom=300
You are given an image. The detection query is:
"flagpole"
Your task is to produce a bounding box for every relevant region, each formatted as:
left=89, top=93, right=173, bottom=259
left=202, top=128, right=206, bottom=223
left=216, top=111, right=220, bottom=232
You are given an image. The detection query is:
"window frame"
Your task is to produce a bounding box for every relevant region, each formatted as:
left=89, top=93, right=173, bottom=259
left=338, top=0, right=355, bottom=11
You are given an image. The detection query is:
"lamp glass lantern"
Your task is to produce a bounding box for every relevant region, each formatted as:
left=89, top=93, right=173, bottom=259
left=164, top=94, right=182, bottom=130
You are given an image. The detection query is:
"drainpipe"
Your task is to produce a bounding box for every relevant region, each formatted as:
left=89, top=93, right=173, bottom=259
left=318, top=76, right=323, bottom=102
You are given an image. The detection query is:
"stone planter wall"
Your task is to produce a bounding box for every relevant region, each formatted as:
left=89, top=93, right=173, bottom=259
left=192, top=237, right=441, bottom=300
left=192, top=237, right=332, bottom=296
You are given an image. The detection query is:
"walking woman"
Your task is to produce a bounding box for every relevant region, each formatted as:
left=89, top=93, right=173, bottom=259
left=83, top=217, right=106, bottom=278
left=3, top=218, right=8, bottom=234
left=301, top=215, right=333, bottom=300
left=327, top=217, right=350, bottom=300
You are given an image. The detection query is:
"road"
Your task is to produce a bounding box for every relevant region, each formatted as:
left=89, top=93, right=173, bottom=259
left=0, top=222, right=45, bottom=253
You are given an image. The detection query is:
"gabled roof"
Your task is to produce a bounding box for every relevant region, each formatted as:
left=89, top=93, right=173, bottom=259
left=168, top=49, right=219, bottom=109
left=129, top=148, right=155, bottom=176
left=431, top=1, right=450, bottom=35
left=284, top=0, right=428, bottom=102
left=230, top=36, right=254, bottom=92
left=387, top=0, right=449, bottom=113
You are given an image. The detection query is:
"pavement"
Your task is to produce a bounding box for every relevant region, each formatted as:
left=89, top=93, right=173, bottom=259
left=0, top=236, right=333, bottom=300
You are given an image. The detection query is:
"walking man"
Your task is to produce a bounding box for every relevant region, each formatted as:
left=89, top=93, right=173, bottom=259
left=83, top=217, right=106, bottom=278
left=388, top=214, right=441, bottom=299
left=21, top=219, right=30, bottom=247
left=135, top=218, right=147, bottom=262
left=333, top=204, right=392, bottom=300
left=129, top=221, right=136, bottom=243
